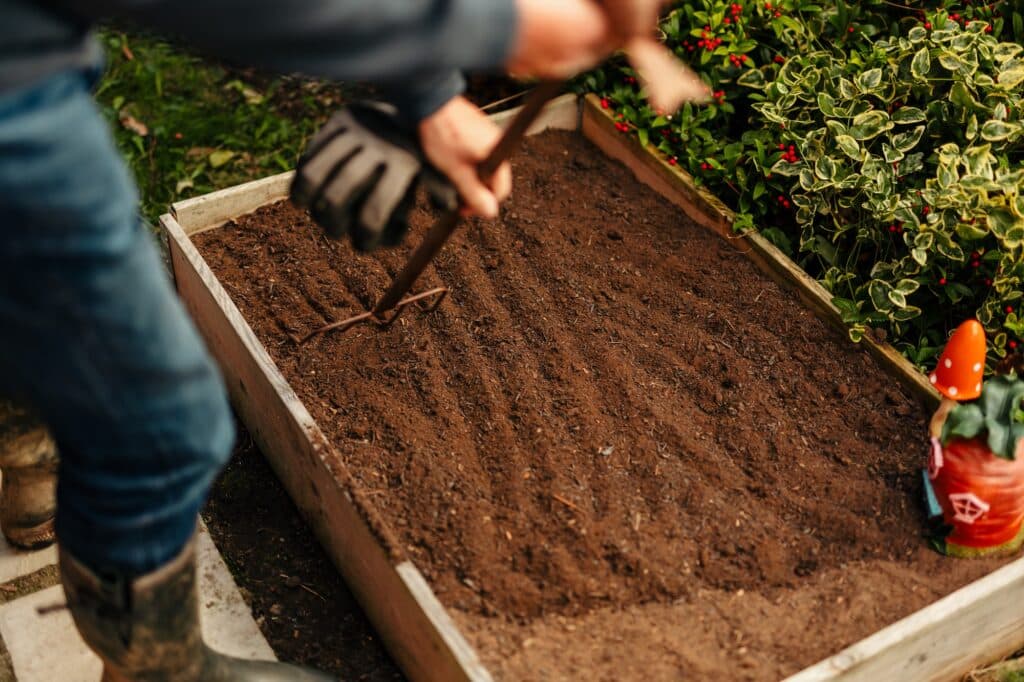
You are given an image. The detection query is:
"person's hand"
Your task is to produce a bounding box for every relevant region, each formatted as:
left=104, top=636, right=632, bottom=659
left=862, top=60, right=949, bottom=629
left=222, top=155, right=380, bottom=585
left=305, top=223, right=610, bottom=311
left=597, top=0, right=666, bottom=41
left=418, top=96, right=512, bottom=219
left=506, top=0, right=613, bottom=79
left=291, top=102, right=452, bottom=251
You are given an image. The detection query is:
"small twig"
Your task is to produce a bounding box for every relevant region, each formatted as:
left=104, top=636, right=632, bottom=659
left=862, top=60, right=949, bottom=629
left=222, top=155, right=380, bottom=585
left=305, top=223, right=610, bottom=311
left=299, top=584, right=326, bottom=601
left=552, top=493, right=582, bottom=513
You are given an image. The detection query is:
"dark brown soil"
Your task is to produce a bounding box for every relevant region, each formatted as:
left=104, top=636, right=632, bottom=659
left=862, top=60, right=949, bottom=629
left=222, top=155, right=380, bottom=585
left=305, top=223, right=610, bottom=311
left=204, top=424, right=402, bottom=680
left=193, top=130, right=1010, bottom=680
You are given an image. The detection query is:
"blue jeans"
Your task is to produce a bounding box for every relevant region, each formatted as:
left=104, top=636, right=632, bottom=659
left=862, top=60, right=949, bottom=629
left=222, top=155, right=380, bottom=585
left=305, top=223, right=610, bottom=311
left=0, top=70, right=234, bottom=575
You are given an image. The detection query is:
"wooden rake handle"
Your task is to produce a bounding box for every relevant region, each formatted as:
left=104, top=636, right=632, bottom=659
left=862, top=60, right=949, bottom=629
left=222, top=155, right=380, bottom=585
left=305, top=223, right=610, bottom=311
left=370, top=80, right=565, bottom=316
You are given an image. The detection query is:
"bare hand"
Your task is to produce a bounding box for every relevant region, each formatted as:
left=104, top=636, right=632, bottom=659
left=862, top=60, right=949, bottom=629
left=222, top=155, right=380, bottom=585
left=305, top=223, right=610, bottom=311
left=506, top=0, right=612, bottom=79
left=418, top=97, right=512, bottom=219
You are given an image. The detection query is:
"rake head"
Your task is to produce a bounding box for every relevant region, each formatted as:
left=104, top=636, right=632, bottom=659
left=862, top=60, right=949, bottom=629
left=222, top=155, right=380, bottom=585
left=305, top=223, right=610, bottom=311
left=296, top=287, right=449, bottom=345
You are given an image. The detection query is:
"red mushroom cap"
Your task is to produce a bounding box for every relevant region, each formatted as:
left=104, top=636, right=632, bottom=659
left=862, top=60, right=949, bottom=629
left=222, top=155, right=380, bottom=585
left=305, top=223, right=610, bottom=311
left=929, top=319, right=986, bottom=401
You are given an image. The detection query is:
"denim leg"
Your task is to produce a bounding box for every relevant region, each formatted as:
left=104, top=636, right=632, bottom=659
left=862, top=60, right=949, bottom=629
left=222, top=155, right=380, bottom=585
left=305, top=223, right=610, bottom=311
left=0, top=71, right=234, bottom=575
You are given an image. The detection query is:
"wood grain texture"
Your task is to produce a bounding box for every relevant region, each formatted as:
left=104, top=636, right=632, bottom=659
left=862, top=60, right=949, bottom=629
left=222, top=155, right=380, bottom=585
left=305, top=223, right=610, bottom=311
left=785, top=557, right=1024, bottom=682
left=172, top=172, right=294, bottom=236
left=161, top=214, right=491, bottom=682
left=580, top=94, right=940, bottom=409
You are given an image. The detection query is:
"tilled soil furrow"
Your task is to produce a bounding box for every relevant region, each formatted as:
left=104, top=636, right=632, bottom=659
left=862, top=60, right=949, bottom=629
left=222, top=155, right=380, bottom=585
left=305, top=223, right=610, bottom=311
left=194, top=130, right=1010, bottom=681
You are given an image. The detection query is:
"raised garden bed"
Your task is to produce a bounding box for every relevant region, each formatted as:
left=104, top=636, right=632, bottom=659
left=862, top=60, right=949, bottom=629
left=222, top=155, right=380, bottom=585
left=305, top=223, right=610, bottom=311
left=161, top=95, right=1024, bottom=681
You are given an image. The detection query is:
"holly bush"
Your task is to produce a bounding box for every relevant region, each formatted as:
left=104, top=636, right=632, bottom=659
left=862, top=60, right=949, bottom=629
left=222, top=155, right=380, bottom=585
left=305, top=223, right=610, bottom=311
left=585, top=0, right=1024, bottom=369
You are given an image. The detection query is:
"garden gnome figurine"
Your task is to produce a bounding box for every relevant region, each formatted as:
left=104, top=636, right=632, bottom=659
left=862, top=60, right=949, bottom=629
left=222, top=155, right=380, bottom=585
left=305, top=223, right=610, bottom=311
left=926, top=320, right=1024, bottom=557
left=929, top=319, right=987, bottom=437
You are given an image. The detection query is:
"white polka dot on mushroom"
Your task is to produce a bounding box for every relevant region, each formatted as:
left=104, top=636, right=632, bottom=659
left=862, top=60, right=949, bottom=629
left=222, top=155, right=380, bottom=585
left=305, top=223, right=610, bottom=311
left=976, top=382, right=982, bottom=393
left=950, top=386, right=959, bottom=396
left=945, top=358, right=953, bottom=369
left=973, top=362, right=982, bottom=373
left=930, top=373, right=937, bottom=384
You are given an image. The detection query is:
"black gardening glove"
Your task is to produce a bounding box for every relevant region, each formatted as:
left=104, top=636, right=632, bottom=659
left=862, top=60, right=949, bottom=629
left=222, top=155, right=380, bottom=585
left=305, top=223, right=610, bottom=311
left=291, top=102, right=457, bottom=251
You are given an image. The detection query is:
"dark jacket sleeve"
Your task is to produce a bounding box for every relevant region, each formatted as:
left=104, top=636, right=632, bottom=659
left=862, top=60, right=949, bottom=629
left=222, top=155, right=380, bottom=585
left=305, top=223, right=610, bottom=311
left=53, top=0, right=519, bottom=119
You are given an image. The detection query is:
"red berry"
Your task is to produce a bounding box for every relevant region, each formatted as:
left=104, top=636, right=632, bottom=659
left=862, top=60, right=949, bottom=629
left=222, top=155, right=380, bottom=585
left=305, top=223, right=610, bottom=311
left=782, top=200, right=791, bottom=208
left=774, top=11, right=781, bottom=17
left=985, top=25, right=993, bottom=33
left=924, top=21, right=932, bottom=29
left=848, top=26, right=855, bottom=33
left=939, top=277, right=947, bottom=285
left=174, top=132, right=183, bottom=140
left=600, top=98, right=610, bottom=109
left=778, top=195, right=786, bottom=202
left=972, top=261, right=981, bottom=268
left=1006, top=306, right=1015, bottom=314
left=778, top=143, right=785, bottom=150
left=774, top=55, right=785, bottom=64
left=922, top=206, right=931, bottom=214
left=724, top=17, right=731, bottom=24
left=985, top=278, right=993, bottom=286
left=668, top=157, right=677, bottom=166
left=889, top=226, right=897, bottom=233
left=1010, top=340, right=1019, bottom=349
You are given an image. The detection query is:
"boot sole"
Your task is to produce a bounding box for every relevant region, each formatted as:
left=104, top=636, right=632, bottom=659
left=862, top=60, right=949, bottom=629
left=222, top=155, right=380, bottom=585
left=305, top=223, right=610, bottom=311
left=4, top=517, right=55, bottom=551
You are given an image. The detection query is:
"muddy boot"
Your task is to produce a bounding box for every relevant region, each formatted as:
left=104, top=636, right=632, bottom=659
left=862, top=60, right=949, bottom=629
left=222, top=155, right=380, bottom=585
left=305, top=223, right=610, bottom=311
left=0, top=401, right=57, bottom=550
left=59, top=534, right=336, bottom=681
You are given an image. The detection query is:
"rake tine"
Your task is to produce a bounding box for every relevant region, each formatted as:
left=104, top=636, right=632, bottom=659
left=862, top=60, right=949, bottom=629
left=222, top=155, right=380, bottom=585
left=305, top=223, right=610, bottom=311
left=298, top=287, right=449, bottom=344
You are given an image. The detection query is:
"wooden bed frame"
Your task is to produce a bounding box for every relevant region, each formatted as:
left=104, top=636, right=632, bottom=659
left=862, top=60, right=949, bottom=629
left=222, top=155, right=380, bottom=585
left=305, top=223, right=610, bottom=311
left=161, top=93, right=1024, bottom=682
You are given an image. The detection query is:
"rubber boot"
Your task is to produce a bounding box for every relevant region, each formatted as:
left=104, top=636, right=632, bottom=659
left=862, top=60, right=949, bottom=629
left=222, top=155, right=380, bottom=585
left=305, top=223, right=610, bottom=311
left=0, top=401, right=57, bottom=550
left=59, top=534, right=336, bottom=681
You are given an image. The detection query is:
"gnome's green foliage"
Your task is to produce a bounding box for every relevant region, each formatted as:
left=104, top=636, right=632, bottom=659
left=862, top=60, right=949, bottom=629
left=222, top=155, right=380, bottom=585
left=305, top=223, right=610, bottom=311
left=942, top=374, right=1024, bottom=460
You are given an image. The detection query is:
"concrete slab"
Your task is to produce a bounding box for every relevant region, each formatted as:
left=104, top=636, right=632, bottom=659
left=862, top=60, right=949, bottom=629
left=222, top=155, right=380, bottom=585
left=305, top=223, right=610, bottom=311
left=0, top=540, right=56, bottom=586
left=0, top=526, right=274, bottom=681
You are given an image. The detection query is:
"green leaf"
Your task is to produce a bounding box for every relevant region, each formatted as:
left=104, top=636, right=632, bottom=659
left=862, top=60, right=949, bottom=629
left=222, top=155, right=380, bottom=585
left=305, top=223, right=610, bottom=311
left=737, top=68, right=766, bottom=88
left=817, top=93, right=836, bottom=117
left=638, top=128, right=649, bottom=147
left=994, top=43, right=1024, bottom=63
left=208, top=150, right=235, bottom=168
left=868, top=280, right=893, bottom=311
left=856, top=68, right=883, bottom=92
left=895, top=278, right=921, bottom=296
left=942, top=403, right=986, bottom=444
left=998, top=60, right=1024, bottom=90
left=949, top=82, right=976, bottom=108
left=892, top=125, right=925, bottom=152
left=978, top=375, right=1024, bottom=459
left=883, top=143, right=904, bottom=163
left=892, top=106, right=926, bottom=124
left=988, top=207, right=1022, bottom=239
left=849, top=110, right=890, bottom=141
left=981, top=119, right=1018, bottom=141
left=912, top=47, right=931, bottom=80
left=815, top=155, right=835, bottom=180
left=836, top=134, right=860, bottom=160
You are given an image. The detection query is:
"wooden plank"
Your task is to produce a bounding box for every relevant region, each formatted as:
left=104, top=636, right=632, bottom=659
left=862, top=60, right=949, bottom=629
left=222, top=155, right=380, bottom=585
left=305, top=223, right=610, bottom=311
left=786, top=557, right=1024, bottom=682
left=160, top=214, right=491, bottom=682
left=172, top=172, right=294, bottom=236
left=490, top=92, right=580, bottom=133
left=580, top=94, right=939, bottom=408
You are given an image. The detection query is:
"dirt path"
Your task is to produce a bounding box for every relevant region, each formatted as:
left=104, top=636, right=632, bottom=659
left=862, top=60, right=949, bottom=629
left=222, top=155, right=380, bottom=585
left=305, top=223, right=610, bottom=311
left=195, top=130, right=1009, bottom=680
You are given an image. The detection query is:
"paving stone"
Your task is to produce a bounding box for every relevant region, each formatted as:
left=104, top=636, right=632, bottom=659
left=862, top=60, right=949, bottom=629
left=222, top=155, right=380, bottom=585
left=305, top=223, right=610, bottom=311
left=0, top=526, right=273, bottom=681
left=0, top=539, right=56, bottom=586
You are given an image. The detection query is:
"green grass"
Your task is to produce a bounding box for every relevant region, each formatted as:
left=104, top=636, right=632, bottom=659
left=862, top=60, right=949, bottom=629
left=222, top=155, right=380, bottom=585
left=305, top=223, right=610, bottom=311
left=95, top=31, right=355, bottom=225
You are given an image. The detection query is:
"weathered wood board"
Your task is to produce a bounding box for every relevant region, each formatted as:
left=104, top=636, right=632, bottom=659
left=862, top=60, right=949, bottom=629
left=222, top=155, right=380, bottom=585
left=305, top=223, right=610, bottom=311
left=162, top=92, right=1024, bottom=682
